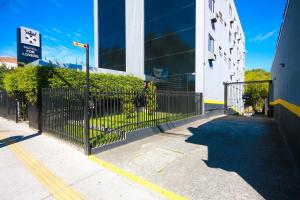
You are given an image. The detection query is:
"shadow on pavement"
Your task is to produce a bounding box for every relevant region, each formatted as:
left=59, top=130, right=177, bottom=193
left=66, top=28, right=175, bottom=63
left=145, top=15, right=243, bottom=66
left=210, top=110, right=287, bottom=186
left=186, top=116, right=300, bottom=200
left=0, top=132, right=41, bottom=148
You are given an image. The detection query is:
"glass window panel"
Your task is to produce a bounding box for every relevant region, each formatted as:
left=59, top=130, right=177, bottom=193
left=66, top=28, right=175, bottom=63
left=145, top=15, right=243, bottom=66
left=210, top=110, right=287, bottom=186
left=98, top=0, right=126, bottom=71
left=145, top=51, right=195, bottom=77
left=144, top=0, right=195, bottom=78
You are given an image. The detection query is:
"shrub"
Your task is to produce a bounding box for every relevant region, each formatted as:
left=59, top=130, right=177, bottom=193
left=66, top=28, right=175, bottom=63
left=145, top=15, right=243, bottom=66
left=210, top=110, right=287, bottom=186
left=244, top=69, right=271, bottom=112
left=145, top=82, right=157, bottom=114
left=3, top=66, right=145, bottom=103
left=3, top=66, right=153, bottom=118
left=0, top=63, right=11, bottom=90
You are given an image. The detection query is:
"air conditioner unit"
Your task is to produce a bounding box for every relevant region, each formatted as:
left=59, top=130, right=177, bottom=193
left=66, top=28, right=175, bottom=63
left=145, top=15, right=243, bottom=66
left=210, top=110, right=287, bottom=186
left=208, top=52, right=216, bottom=61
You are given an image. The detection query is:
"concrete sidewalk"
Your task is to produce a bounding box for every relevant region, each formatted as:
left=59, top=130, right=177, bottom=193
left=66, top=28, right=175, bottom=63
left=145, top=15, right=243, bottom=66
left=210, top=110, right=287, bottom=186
left=0, top=117, right=166, bottom=200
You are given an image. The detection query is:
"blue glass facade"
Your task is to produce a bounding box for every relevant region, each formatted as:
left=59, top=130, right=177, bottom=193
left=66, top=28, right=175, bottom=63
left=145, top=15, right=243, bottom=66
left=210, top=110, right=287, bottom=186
left=98, top=0, right=126, bottom=71
left=144, top=0, right=196, bottom=77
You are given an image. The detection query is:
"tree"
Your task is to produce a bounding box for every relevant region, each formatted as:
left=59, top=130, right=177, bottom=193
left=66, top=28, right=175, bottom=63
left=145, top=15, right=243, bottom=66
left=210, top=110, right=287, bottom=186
left=244, top=69, right=271, bottom=112
left=0, top=63, right=10, bottom=90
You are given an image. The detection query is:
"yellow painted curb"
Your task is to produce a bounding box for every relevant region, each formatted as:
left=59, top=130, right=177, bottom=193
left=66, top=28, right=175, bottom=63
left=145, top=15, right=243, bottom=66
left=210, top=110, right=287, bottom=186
left=204, top=99, right=224, bottom=105
left=0, top=133, right=85, bottom=200
left=270, top=99, right=300, bottom=117
left=89, top=155, right=187, bottom=200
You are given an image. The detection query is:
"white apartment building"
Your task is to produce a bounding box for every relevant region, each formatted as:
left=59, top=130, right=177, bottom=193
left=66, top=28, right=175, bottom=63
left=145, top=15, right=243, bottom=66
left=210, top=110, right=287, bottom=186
left=94, top=0, right=246, bottom=112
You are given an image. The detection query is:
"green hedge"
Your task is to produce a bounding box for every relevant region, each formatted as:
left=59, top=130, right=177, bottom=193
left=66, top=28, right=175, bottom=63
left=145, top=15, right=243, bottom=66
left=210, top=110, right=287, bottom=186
left=3, top=66, right=144, bottom=103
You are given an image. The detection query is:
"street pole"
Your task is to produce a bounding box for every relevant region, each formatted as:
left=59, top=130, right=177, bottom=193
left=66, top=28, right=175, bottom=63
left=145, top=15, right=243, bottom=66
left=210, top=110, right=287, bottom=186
left=84, top=43, right=91, bottom=155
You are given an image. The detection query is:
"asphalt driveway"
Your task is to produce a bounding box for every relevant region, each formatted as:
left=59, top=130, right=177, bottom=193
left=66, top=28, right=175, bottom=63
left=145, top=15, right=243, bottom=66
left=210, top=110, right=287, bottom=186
left=95, top=115, right=300, bottom=200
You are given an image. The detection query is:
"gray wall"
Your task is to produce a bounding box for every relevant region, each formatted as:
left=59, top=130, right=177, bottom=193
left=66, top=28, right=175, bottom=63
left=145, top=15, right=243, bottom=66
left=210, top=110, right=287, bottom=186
left=271, top=0, right=300, bottom=165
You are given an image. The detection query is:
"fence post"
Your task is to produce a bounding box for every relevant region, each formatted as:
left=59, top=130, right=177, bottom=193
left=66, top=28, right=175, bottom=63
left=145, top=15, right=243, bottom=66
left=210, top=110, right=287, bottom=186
left=267, top=80, right=274, bottom=118
left=200, top=93, right=203, bottom=115
left=224, top=82, right=228, bottom=114
left=187, top=93, right=189, bottom=117
left=137, top=91, right=140, bottom=128
left=84, top=85, right=91, bottom=155
left=36, top=90, right=43, bottom=131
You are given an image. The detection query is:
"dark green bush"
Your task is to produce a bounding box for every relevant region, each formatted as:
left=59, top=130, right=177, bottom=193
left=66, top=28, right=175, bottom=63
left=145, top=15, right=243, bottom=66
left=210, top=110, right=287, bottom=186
left=0, top=63, right=10, bottom=89
left=145, top=82, right=157, bottom=115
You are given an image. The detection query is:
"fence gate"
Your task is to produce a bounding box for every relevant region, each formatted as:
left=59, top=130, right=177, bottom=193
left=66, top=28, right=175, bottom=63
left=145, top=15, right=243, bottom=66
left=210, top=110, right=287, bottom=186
left=224, top=80, right=272, bottom=116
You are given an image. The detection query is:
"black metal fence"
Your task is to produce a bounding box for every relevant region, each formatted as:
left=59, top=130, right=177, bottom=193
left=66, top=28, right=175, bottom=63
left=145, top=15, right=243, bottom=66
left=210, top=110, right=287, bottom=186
left=0, top=91, right=32, bottom=123
left=0, top=88, right=203, bottom=152
left=89, top=88, right=202, bottom=149
left=0, top=91, right=17, bottom=122
left=41, top=87, right=203, bottom=150
left=42, top=88, right=85, bottom=146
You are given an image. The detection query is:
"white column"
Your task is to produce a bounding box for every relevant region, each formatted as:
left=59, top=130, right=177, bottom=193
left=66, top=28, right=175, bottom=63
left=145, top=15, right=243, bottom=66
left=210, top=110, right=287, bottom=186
left=195, top=0, right=205, bottom=94
left=126, top=0, right=145, bottom=79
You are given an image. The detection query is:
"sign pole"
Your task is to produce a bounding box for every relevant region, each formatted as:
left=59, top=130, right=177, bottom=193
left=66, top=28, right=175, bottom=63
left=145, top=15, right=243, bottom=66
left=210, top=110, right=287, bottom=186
left=84, top=43, right=91, bottom=155
left=73, top=41, right=91, bottom=155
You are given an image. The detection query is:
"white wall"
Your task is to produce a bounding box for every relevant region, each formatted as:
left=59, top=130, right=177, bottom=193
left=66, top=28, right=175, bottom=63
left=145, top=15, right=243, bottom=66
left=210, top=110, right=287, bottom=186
left=195, top=0, right=205, bottom=94
left=125, top=0, right=145, bottom=79
left=202, top=0, right=245, bottom=104
left=272, top=0, right=300, bottom=105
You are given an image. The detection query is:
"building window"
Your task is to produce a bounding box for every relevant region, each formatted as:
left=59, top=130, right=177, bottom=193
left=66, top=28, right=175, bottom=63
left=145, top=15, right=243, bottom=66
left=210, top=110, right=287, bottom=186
left=229, top=5, right=232, bottom=16
left=209, top=0, right=215, bottom=13
left=98, top=0, right=126, bottom=71
left=208, top=34, right=214, bottom=53
left=144, top=0, right=196, bottom=78
left=229, top=31, right=232, bottom=43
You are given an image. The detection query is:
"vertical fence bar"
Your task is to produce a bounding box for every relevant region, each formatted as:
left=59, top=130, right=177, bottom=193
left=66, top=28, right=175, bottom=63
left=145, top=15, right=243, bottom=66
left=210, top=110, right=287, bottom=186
left=224, top=82, right=228, bottom=114
left=84, top=85, right=91, bottom=155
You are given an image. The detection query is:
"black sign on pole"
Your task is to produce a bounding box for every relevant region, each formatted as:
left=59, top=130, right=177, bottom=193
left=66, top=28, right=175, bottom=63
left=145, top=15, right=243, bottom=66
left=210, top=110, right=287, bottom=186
left=17, top=27, right=42, bottom=66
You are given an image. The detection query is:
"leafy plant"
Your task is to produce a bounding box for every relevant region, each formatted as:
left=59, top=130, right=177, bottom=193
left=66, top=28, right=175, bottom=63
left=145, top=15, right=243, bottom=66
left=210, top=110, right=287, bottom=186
left=0, top=63, right=11, bottom=90
left=2, top=65, right=156, bottom=118
left=244, top=69, right=271, bottom=112
left=145, top=82, right=157, bottom=115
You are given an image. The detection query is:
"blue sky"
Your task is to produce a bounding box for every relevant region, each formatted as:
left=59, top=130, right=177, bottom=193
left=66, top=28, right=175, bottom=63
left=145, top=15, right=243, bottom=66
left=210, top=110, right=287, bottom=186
left=235, top=0, right=286, bottom=71
left=0, top=0, right=286, bottom=70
